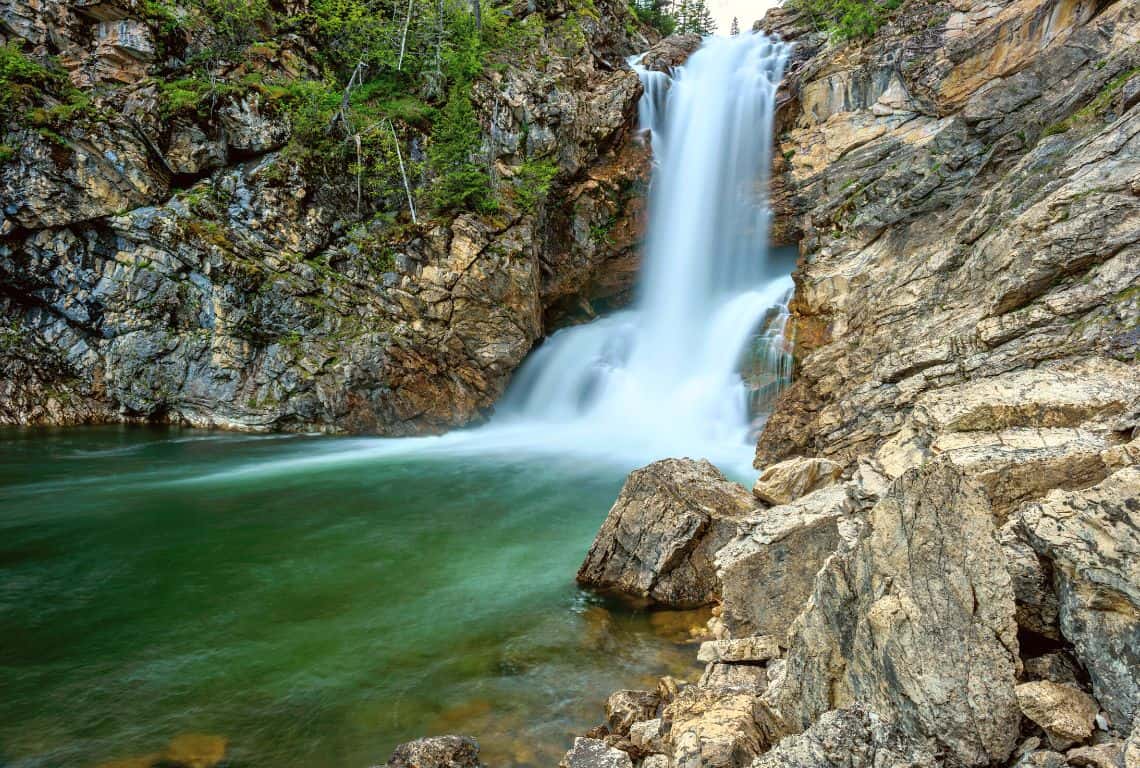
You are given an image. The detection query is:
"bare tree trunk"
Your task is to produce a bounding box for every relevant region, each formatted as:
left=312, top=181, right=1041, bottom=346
left=354, top=133, right=362, bottom=216
left=398, top=0, right=414, bottom=70
left=388, top=120, right=418, bottom=224
left=472, top=0, right=481, bottom=32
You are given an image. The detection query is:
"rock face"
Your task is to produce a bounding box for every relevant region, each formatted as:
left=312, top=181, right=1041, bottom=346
left=751, top=706, right=939, bottom=768
left=384, top=735, right=483, bottom=768
left=779, top=460, right=1021, bottom=767
left=560, top=738, right=634, bottom=768
left=1015, top=467, right=1140, bottom=729
left=751, top=457, right=842, bottom=506
left=714, top=484, right=861, bottom=639
left=576, top=458, right=757, bottom=607
left=0, top=0, right=653, bottom=434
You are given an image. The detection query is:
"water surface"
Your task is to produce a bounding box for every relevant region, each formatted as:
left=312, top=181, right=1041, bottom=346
left=0, top=426, right=707, bottom=768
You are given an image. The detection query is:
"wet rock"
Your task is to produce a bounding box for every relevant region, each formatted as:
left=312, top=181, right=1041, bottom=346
left=384, top=735, right=482, bottom=768
left=559, top=737, right=633, bottom=768
left=751, top=457, right=842, bottom=506
left=779, top=460, right=1020, bottom=767
left=577, top=459, right=757, bottom=607
left=696, top=636, right=780, bottom=664
left=715, top=484, right=859, bottom=638
left=1017, top=467, right=1140, bottom=728
left=606, top=690, right=660, bottom=737
left=1016, top=681, right=1099, bottom=749
left=751, top=706, right=940, bottom=768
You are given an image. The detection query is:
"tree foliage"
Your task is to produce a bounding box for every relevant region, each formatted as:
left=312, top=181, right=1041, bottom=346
left=784, top=0, right=902, bottom=41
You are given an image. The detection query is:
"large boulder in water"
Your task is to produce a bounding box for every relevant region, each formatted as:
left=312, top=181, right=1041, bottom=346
left=639, top=34, right=702, bottom=72
left=576, top=458, right=757, bottom=607
left=384, top=735, right=483, bottom=767
left=778, top=458, right=1021, bottom=767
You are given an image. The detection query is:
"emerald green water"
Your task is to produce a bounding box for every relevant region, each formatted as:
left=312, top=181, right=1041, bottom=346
left=0, top=427, right=707, bottom=768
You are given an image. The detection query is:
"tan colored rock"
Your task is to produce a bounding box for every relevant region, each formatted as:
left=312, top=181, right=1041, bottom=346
left=715, top=484, right=860, bottom=638
left=999, top=521, right=1061, bottom=640
left=559, top=738, right=633, bottom=768
left=779, top=459, right=1021, bottom=767
left=665, top=687, right=777, bottom=768
left=630, top=718, right=667, bottom=753
left=1067, top=742, right=1125, bottom=768
left=698, top=662, right=768, bottom=692
left=752, top=457, right=843, bottom=505
left=605, top=689, right=660, bottom=736
left=639, top=34, right=702, bottom=72
left=1018, top=467, right=1140, bottom=728
left=576, top=459, right=756, bottom=607
left=1023, top=652, right=1086, bottom=688
left=1016, top=681, right=1099, bottom=749
left=751, top=706, right=940, bottom=768
left=1125, top=716, right=1139, bottom=768
left=697, top=636, right=781, bottom=664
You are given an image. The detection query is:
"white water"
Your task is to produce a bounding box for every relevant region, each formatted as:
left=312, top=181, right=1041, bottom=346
left=196, top=33, right=795, bottom=484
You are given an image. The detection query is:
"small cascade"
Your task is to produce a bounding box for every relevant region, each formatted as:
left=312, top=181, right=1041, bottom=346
left=494, top=33, right=795, bottom=470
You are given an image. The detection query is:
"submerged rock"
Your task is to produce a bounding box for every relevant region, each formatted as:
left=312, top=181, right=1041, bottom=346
left=779, top=459, right=1020, bottom=767
left=576, top=458, right=756, bottom=607
left=384, top=735, right=483, bottom=768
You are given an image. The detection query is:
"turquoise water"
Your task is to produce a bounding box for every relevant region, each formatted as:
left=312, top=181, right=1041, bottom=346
left=0, top=427, right=708, bottom=768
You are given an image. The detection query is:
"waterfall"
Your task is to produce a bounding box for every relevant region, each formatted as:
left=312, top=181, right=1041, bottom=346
left=494, top=33, right=795, bottom=471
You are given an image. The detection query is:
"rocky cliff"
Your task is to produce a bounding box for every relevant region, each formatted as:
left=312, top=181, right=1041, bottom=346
left=557, top=2, right=1139, bottom=768
left=0, top=0, right=653, bottom=432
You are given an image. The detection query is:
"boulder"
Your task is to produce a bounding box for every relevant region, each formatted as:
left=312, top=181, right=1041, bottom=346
left=385, top=735, right=482, bottom=768
left=639, top=34, right=702, bottom=72
left=559, top=738, right=633, bottom=768
left=577, top=459, right=756, bottom=607
left=630, top=718, right=667, bottom=753
left=605, top=689, right=661, bottom=736
left=715, top=485, right=859, bottom=638
left=1013, top=749, right=1068, bottom=768
left=751, top=706, right=940, bottom=768
left=1015, top=681, right=1098, bottom=749
left=779, top=459, right=1021, bottom=767
left=666, top=687, right=777, bottom=768
left=752, top=457, right=842, bottom=506
left=696, top=636, right=781, bottom=664
left=1017, top=466, right=1140, bottom=728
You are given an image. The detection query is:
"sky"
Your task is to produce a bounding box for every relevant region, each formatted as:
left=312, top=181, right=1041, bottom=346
left=706, top=0, right=781, bottom=34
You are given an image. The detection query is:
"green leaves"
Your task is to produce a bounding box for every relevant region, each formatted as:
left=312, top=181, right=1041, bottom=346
left=786, top=0, right=902, bottom=41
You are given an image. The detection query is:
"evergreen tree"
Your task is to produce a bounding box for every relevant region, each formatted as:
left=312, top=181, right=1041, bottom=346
left=730, top=16, right=739, bottom=34
left=692, top=0, right=716, bottom=34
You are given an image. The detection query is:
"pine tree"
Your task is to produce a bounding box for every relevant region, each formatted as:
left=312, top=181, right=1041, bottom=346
left=692, top=0, right=716, bottom=34
left=730, top=16, right=739, bottom=35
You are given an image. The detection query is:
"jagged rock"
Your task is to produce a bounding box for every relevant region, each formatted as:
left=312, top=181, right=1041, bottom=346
left=1067, top=742, right=1125, bottom=768
left=1125, top=717, right=1139, bottom=768
left=779, top=460, right=1020, bottom=767
left=751, top=706, right=940, bottom=768
left=696, top=636, right=781, bottom=664
left=1013, top=750, right=1068, bottom=768
left=1017, top=467, right=1140, bottom=729
left=606, top=690, right=661, bottom=736
left=630, top=718, right=667, bottom=753
left=751, top=457, right=842, bottom=506
left=559, top=738, right=633, bottom=768
left=639, top=34, right=702, bottom=72
left=1015, top=681, right=1099, bottom=749
left=666, top=687, right=777, bottom=768
left=698, top=662, right=769, bottom=693
left=384, top=735, right=482, bottom=768
left=576, top=459, right=756, bottom=607
left=1023, top=653, right=1087, bottom=688
left=999, top=521, right=1062, bottom=640
left=643, top=756, right=671, bottom=768
left=715, top=484, right=860, bottom=638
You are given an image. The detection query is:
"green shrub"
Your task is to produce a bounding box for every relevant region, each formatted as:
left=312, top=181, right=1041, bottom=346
left=786, top=0, right=902, bottom=41
left=428, top=85, right=493, bottom=212
left=512, top=158, right=558, bottom=213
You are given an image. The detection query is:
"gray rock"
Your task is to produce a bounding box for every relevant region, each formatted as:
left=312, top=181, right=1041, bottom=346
left=698, top=662, right=769, bottom=693
left=576, top=459, right=756, bottom=607
left=559, top=737, right=633, bottom=768
left=779, top=459, right=1021, bottom=767
left=384, top=735, right=482, bottom=768
left=751, top=706, right=940, bottom=768
left=752, top=457, right=842, bottom=506
left=1017, top=466, right=1140, bottom=729
left=696, top=636, right=781, bottom=664
left=605, top=689, right=660, bottom=737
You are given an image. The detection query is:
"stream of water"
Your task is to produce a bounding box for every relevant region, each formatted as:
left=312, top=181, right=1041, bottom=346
left=0, top=32, right=793, bottom=768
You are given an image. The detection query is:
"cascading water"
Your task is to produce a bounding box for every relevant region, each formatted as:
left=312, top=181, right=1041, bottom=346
left=494, top=32, right=795, bottom=472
